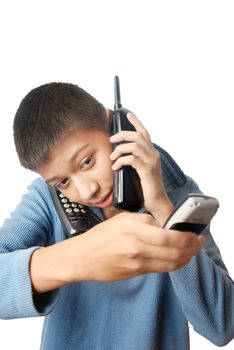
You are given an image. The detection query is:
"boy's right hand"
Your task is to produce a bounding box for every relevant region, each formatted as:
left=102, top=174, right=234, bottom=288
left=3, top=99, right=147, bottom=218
left=30, top=212, right=204, bottom=293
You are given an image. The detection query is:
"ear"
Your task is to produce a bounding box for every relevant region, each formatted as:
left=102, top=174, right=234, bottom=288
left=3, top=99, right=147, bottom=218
left=105, top=108, right=112, bottom=120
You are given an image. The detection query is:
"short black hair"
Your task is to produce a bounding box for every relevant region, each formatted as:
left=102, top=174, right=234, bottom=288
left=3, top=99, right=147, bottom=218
left=13, top=82, right=108, bottom=170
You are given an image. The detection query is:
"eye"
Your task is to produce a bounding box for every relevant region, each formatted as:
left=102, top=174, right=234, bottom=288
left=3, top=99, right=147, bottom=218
left=56, top=178, right=69, bottom=190
left=80, top=156, right=94, bottom=170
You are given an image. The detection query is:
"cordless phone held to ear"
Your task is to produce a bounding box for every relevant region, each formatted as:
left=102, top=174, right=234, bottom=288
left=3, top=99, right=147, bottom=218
left=109, top=76, right=144, bottom=212
left=49, top=186, right=102, bottom=238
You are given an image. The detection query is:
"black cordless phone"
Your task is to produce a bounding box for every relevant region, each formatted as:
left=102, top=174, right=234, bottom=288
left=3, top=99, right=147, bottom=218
left=109, top=76, right=144, bottom=212
left=49, top=187, right=102, bottom=238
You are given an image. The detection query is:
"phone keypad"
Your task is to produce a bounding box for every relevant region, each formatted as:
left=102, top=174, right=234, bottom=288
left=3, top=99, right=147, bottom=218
left=52, top=188, right=102, bottom=237
left=60, top=195, right=91, bottom=227
left=61, top=199, right=87, bottom=214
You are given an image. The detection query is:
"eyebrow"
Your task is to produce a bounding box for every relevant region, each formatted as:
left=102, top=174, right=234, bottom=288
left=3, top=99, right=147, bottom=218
left=46, top=144, right=90, bottom=185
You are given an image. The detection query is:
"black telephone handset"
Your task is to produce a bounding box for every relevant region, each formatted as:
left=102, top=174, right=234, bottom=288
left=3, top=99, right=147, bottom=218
left=109, top=76, right=144, bottom=212
left=49, top=186, right=102, bottom=238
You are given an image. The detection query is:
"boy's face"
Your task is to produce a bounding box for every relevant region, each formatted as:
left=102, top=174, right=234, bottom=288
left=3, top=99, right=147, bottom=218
left=38, top=128, right=114, bottom=210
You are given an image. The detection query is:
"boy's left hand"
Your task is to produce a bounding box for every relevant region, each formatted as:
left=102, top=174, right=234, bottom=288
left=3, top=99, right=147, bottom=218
left=109, top=113, right=174, bottom=226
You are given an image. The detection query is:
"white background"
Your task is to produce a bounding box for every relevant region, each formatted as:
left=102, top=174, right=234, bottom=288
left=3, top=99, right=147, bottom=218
left=0, top=1, right=233, bottom=349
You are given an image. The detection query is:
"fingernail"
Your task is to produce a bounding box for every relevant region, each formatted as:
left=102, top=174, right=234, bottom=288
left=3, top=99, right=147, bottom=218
left=199, top=235, right=205, bottom=247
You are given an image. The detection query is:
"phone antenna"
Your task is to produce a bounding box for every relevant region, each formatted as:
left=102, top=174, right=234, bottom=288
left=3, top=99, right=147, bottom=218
left=114, top=75, right=122, bottom=109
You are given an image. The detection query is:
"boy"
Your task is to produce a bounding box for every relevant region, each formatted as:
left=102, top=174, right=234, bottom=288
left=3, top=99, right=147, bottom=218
left=0, top=82, right=233, bottom=349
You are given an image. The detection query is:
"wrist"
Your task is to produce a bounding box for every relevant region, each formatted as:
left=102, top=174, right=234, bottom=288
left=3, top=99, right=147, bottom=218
left=29, top=241, right=78, bottom=294
left=147, top=195, right=174, bottom=227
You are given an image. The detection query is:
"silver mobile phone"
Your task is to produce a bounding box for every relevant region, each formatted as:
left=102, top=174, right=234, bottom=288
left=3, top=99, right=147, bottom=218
left=163, top=194, right=219, bottom=235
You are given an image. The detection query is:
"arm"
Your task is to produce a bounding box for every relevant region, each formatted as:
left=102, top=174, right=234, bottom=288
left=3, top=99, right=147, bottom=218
left=0, top=178, right=59, bottom=319
left=110, top=114, right=234, bottom=345
left=169, top=178, right=234, bottom=346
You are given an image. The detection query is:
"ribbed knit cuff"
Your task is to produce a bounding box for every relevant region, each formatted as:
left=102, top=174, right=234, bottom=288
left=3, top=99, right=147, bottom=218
left=3, top=247, right=59, bottom=319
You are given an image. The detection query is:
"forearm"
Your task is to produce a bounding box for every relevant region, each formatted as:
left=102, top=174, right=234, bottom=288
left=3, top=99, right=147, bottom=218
left=169, top=245, right=234, bottom=346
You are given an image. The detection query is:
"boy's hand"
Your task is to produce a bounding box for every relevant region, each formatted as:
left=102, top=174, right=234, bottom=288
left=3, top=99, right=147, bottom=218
left=109, top=113, right=174, bottom=225
left=30, top=212, right=205, bottom=292
left=66, top=212, right=205, bottom=283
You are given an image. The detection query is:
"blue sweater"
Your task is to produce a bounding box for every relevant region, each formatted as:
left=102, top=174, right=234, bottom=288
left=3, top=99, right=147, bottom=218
left=0, top=168, right=234, bottom=349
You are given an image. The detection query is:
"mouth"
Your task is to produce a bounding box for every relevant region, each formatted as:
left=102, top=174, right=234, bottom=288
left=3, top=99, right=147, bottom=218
left=93, top=189, right=113, bottom=208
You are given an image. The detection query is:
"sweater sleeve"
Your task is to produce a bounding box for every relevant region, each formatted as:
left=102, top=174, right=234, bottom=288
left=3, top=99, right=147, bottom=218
left=169, top=178, right=234, bottom=346
left=0, top=178, right=60, bottom=319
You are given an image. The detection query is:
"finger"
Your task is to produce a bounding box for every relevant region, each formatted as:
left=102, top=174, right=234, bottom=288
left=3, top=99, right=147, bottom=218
left=111, top=153, right=156, bottom=175
left=198, top=235, right=205, bottom=246
left=138, top=239, right=203, bottom=262
left=110, top=142, right=150, bottom=161
left=140, top=256, right=192, bottom=274
left=127, top=113, right=151, bottom=140
left=111, top=154, right=142, bottom=171
left=133, top=225, right=204, bottom=250
left=110, top=130, right=143, bottom=143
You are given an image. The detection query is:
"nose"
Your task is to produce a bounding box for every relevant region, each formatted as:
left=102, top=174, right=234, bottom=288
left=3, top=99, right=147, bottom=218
left=73, top=176, right=100, bottom=200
